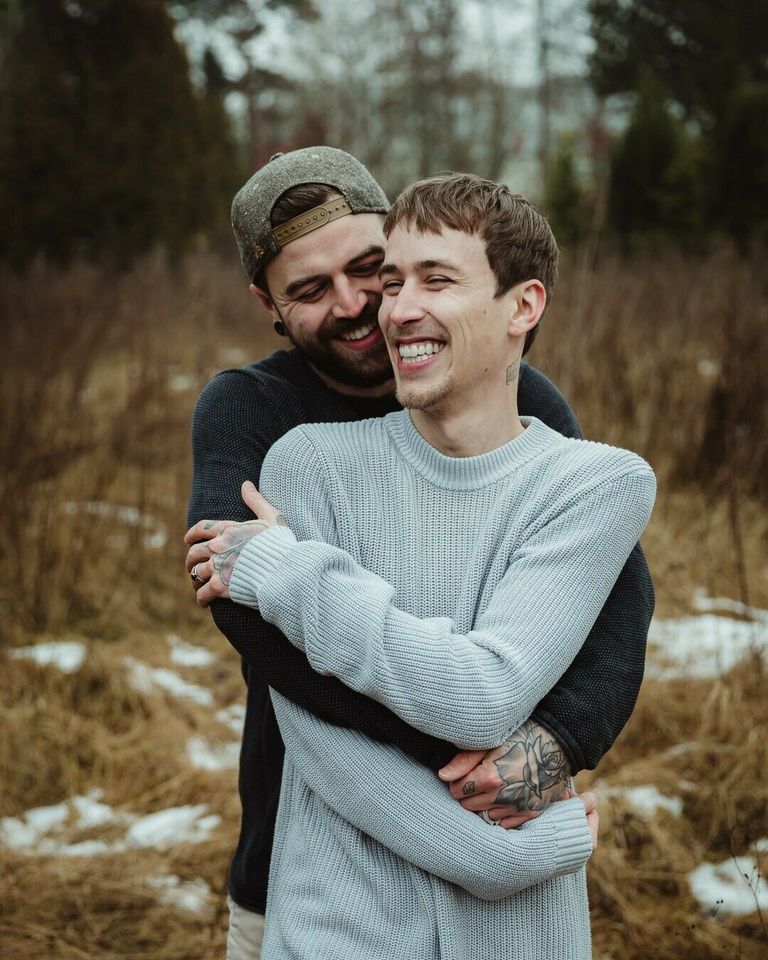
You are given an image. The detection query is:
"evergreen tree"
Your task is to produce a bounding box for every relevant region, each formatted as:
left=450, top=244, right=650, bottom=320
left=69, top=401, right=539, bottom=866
left=545, top=136, right=587, bottom=249
left=0, top=0, right=220, bottom=265
left=589, top=0, right=768, bottom=245
left=607, top=78, right=704, bottom=247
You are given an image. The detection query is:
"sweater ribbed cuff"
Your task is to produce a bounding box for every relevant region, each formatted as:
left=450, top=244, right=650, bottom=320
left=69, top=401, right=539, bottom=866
left=229, top=526, right=298, bottom=609
left=529, top=797, right=593, bottom=876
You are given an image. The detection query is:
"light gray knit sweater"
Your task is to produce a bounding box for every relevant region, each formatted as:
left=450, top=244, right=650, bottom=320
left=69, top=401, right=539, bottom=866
left=229, top=412, right=656, bottom=960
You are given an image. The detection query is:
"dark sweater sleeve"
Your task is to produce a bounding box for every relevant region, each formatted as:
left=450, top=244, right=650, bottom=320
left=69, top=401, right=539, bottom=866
left=518, top=362, right=655, bottom=772
left=188, top=370, right=456, bottom=772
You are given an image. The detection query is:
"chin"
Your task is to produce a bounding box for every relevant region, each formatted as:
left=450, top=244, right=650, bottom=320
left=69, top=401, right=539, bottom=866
left=395, top=378, right=452, bottom=412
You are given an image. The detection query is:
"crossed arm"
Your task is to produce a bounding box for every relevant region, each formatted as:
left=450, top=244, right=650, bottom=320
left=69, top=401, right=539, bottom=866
left=189, top=369, right=654, bottom=816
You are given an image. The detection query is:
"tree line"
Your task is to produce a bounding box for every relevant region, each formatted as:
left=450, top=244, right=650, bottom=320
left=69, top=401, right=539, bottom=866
left=1, top=0, right=766, bottom=267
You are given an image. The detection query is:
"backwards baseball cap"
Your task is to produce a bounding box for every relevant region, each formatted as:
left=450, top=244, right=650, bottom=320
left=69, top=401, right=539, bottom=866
left=232, top=146, right=390, bottom=281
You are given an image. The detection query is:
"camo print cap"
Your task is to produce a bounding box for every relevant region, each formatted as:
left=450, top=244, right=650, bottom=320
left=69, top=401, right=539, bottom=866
left=231, top=146, right=390, bottom=281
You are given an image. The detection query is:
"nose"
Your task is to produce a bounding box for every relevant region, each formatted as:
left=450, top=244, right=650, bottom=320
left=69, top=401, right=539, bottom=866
left=331, top=276, right=367, bottom=319
left=384, top=282, right=424, bottom=327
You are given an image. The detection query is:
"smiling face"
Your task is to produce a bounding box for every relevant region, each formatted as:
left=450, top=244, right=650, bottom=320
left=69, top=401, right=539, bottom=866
left=379, top=225, right=523, bottom=415
left=255, top=212, right=392, bottom=391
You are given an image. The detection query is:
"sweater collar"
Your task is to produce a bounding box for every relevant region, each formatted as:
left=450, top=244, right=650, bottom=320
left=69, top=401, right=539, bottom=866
left=383, top=410, right=558, bottom=490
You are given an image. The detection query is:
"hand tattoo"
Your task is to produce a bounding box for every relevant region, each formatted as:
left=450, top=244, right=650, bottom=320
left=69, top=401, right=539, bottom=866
left=492, top=721, right=568, bottom=812
left=212, top=522, right=268, bottom=586
left=462, top=781, right=476, bottom=797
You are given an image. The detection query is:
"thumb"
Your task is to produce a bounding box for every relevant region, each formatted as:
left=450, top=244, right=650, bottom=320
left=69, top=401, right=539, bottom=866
left=438, top=749, right=485, bottom=782
left=241, top=480, right=264, bottom=514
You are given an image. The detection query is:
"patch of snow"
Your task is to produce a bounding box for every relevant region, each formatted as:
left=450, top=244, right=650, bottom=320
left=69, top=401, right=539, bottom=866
left=1, top=790, right=221, bottom=857
left=0, top=802, right=70, bottom=849
left=187, top=735, right=240, bottom=771
left=125, top=805, right=221, bottom=848
left=148, top=875, right=212, bottom=912
left=53, top=839, right=113, bottom=858
left=647, top=614, right=768, bottom=679
left=0, top=789, right=130, bottom=853
left=216, top=703, right=245, bottom=735
left=167, top=634, right=216, bottom=667
left=689, top=849, right=768, bottom=917
left=62, top=500, right=167, bottom=550
left=597, top=784, right=683, bottom=818
left=621, top=785, right=683, bottom=818
left=123, top=657, right=213, bottom=705
left=697, top=358, right=720, bottom=379
left=692, top=590, right=768, bottom=622
left=168, top=373, right=198, bottom=393
left=218, top=347, right=248, bottom=365
left=8, top=641, right=86, bottom=673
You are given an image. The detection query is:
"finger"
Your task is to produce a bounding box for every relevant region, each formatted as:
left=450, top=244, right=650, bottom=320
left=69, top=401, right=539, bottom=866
left=448, top=765, right=501, bottom=800
left=185, top=542, right=212, bottom=573
left=579, top=791, right=597, bottom=816
left=487, top=806, right=539, bottom=823
left=241, top=481, right=281, bottom=522
left=499, top=812, right=540, bottom=829
left=185, top=519, right=227, bottom=544
left=191, top=558, right=214, bottom=587
left=438, top=749, right=486, bottom=783
left=458, top=793, right=503, bottom=812
left=586, top=809, right=599, bottom=850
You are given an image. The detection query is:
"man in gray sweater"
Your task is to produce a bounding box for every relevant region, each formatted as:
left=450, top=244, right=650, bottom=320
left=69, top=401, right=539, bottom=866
left=187, top=170, right=655, bottom=958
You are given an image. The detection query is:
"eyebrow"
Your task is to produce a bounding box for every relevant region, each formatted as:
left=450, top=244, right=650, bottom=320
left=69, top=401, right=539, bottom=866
left=284, top=244, right=385, bottom=298
left=379, top=257, right=462, bottom=278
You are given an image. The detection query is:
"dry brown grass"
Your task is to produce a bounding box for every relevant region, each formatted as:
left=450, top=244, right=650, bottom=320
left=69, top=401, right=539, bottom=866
left=1, top=249, right=766, bottom=958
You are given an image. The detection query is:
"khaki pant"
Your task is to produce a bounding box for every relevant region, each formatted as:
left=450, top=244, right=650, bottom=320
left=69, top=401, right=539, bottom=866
left=226, top=895, right=265, bottom=960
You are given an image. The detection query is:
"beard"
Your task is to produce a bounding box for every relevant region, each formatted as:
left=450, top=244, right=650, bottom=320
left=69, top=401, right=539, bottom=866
left=280, top=298, right=393, bottom=389
left=395, top=372, right=454, bottom=412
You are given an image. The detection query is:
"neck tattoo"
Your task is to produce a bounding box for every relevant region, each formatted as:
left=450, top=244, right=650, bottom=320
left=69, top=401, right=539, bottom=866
left=505, top=361, right=518, bottom=385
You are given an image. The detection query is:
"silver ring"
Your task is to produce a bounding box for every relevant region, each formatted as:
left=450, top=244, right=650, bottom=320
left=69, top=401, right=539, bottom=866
left=190, top=564, right=202, bottom=583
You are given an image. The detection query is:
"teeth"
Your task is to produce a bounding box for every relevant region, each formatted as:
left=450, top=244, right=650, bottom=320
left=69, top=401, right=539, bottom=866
left=398, top=341, right=445, bottom=361
left=341, top=322, right=377, bottom=341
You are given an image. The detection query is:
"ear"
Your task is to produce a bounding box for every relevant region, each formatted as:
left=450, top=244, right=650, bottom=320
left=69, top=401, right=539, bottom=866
left=250, top=282, right=277, bottom=318
left=507, top=280, right=546, bottom=339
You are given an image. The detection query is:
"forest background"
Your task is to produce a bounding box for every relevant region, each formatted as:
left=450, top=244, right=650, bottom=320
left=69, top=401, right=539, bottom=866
left=1, top=2, right=767, bottom=958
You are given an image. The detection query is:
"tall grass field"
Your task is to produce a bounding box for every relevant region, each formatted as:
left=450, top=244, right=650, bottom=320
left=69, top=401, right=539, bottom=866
left=1, top=249, right=766, bottom=958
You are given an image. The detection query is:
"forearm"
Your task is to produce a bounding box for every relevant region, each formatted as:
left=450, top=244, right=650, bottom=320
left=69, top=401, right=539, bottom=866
left=272, top=691, right=593, bottom=901
left=230, top=469, right=654, bottom=749
left=210, top=598, right=456, bottom=771
left=531, top=542, right=654, bottom=773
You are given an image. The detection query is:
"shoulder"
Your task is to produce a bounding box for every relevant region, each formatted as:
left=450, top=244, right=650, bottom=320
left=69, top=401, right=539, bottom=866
left=192, top=350, right=309, bottom=444
left=518, top=362, right=581, bottom=439
left=195, top=349, right=303, bottom=410
left=528, top=421, right=656, bottom=505
left=266, top=416, right=390, bottom=472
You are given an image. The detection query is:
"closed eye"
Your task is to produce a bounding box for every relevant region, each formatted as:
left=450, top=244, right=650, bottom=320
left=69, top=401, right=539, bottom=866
left=296, top=283, right=327, bottom=303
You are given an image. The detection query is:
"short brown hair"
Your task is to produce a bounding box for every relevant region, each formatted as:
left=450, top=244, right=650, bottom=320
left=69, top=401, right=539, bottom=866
left=383, top=173, right=559, bottom=353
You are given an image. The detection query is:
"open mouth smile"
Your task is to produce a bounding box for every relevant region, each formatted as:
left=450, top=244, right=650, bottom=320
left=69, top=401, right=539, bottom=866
left=336, top=321, right=383, bottom=351
left=396, top=339, right=446, bottom=368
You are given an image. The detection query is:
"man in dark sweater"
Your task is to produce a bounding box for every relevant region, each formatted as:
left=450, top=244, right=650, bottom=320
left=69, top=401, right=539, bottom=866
left=187, top=148, right=654, bottom=958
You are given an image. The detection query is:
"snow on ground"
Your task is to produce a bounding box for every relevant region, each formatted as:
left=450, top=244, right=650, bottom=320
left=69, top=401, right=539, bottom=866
left=8, top=640, right=86, bottom=673
left=167, top=633, right=216, bottom=667
left=0, top=789, right=221, bottom=857
left=125, top=805, right=221, bottom=848
left=600, top=785, right=684, bottom=818
left=148, top=874, right=212, bottom=912
left=689, top=843, right=768, bottom=917
left=647, top=593, right=768, bottom=680
left=216, top=702, right=246, bottom=735
left=123, top=656, right=213, bottom=705
left=187, top=735, right=240, bottom=771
